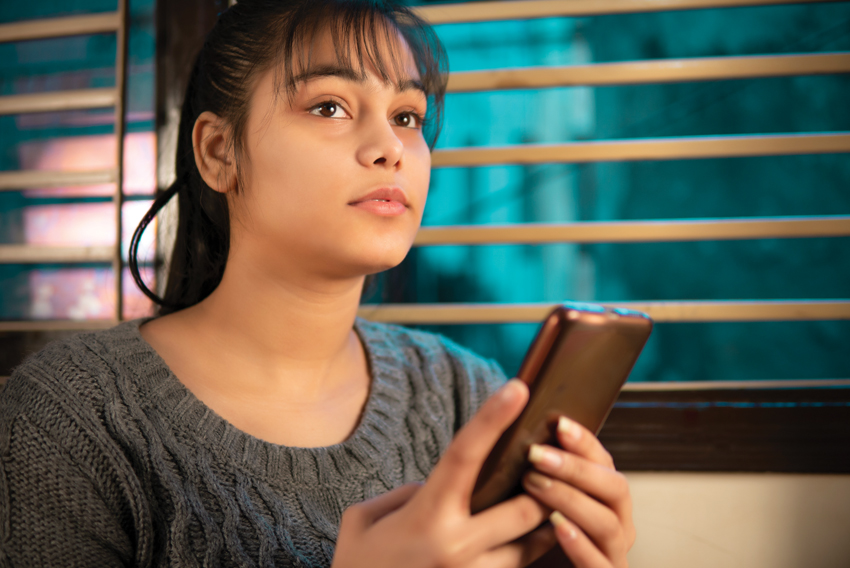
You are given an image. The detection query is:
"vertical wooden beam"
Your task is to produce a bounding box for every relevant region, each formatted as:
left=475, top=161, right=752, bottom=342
left=113, top=0, right=129, bottom=321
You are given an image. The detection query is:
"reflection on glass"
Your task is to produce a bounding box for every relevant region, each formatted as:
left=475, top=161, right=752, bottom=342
left=28, top=267, right=154, bottom=321
left=23, top=200, right=156, bottom=262
left=17, top=132, right=156, bottom=197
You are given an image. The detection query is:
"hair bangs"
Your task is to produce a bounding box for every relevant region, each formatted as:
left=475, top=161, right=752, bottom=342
left=272, top=1, right=447, bottom=147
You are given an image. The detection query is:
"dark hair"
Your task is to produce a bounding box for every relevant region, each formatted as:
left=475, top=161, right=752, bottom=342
left=129, top=0, right=447, bottom=315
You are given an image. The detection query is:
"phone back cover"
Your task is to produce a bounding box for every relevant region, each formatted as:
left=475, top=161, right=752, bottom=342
left=470, top=304, right=652, bottom=513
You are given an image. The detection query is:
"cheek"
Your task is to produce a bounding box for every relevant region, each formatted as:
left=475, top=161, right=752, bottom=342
left=243, top=130, right=334, bottom=226
left=405, top=136, right=432, bottom=206
left=235, top=119, right=430, bottom=268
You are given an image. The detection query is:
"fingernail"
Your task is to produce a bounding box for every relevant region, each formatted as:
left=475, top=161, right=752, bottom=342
left=525, top=471, right=552, bottom=490
left=528, top=444, right=563, bottom=469
left=558, top=416, right=582, bottom=443
left=550, top=511, right=578, bottom=540
left=498, top=379, right=522, bottom=401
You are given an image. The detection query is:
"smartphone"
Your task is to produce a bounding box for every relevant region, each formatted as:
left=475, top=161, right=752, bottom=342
left=470, top=302, right=653, bottom=514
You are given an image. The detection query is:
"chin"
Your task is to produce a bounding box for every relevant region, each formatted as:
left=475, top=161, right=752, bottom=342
left=352, top=230, right=416, bottom=269
left=343, top=244, right=413, bottom=278
left=364, top=252, right=410, bottom=275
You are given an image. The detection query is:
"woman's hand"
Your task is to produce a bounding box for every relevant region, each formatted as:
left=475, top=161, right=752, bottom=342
left=332, top=379, right=557, bottom=568
left=521, top=417, right=635, bottom=568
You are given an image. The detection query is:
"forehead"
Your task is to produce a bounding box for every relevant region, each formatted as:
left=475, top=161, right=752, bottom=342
left=288, top=20, right=423, bottom=91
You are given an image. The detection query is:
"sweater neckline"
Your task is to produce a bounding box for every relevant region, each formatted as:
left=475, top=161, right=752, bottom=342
left=107, top=317, right=410, bottom=486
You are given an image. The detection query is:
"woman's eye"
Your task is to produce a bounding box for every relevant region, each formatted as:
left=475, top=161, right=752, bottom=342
left=393, top=111, right=422, bottom=129
left=310, top=101, right=348, bottom=119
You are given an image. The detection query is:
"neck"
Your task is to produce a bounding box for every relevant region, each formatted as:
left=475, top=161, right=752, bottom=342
left=180, top=246, right=367, bottom=391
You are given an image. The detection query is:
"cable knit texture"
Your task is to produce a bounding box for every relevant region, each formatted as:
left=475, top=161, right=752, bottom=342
left=0, top=318, right=506, bottom=567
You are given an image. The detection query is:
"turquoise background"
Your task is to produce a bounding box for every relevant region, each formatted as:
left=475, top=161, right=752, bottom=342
left=369, top=2, right=850, bottom=380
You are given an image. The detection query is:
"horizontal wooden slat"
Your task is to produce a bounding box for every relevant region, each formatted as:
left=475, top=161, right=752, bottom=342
left=357, top=300, right=850, bottom=324
left=3, top=301, right=844, bottom=332
left=0, top=320, right=116, bottom=332
left=431, top=132, right=850, bottom=167
left=414, top=216, right=850, bottom=245
left=0, top=245, right=114, bottom=264
left=0, top=88, right=117, bottom=116
left=2, top=376, right=845, bottom=391
left=0, top=169, right=117, bottom=191
left=447, top=52, right=850, bottom=92
left=415, top=0, right=843, bottom=24
left=621, top=378, right=850, bottom=391
left=0, top=12, right=120, bottom=43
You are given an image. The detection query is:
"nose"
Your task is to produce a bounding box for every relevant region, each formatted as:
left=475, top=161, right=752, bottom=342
left=355, top=116, right=404, bottom=169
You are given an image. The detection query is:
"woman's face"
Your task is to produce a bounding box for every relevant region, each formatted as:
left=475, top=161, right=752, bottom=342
left=230, top=27, right=431, bottom=283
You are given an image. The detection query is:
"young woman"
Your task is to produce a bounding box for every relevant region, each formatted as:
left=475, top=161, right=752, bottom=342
left=0, top=1, right=635, bottom=566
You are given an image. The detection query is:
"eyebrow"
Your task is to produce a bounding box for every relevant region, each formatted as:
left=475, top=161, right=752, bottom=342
left=291, top=64, right=427, bottom=96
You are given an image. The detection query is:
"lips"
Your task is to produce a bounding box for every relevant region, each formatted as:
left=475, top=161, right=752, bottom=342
left=348, top=187, right=409, bottom=207
left=348, top=187, right=410, bottom=217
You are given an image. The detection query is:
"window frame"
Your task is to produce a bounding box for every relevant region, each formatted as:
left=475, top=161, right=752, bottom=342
left=4, top=0, right=847, bottom=473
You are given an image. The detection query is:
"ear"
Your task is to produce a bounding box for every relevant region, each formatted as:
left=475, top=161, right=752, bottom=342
left=193, top=111, right=237, bottom=193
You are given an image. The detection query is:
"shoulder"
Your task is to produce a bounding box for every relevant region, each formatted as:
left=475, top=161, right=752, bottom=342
left=0, top=319, right=153, bottom=479
left=3, top=320, right=147, bottom=405
left=0, top=320, right=151, bottom=451
left=357, top=318, right=506, bottom=379
left=355, top=318, right=507, bottom=423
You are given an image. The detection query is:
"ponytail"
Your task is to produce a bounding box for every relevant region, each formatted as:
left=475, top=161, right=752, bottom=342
left=128, top=51, right=231, bottom=315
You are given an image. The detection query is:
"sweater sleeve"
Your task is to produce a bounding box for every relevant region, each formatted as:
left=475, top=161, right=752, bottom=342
left=0, top=369, right=136, bottom=567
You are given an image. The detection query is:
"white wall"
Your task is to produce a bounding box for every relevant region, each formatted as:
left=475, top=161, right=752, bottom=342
left=625, top=473, right=850, bottom=568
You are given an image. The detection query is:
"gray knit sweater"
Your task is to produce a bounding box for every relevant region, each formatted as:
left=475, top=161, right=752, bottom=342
left=0, top=318, right=506, bottom=568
